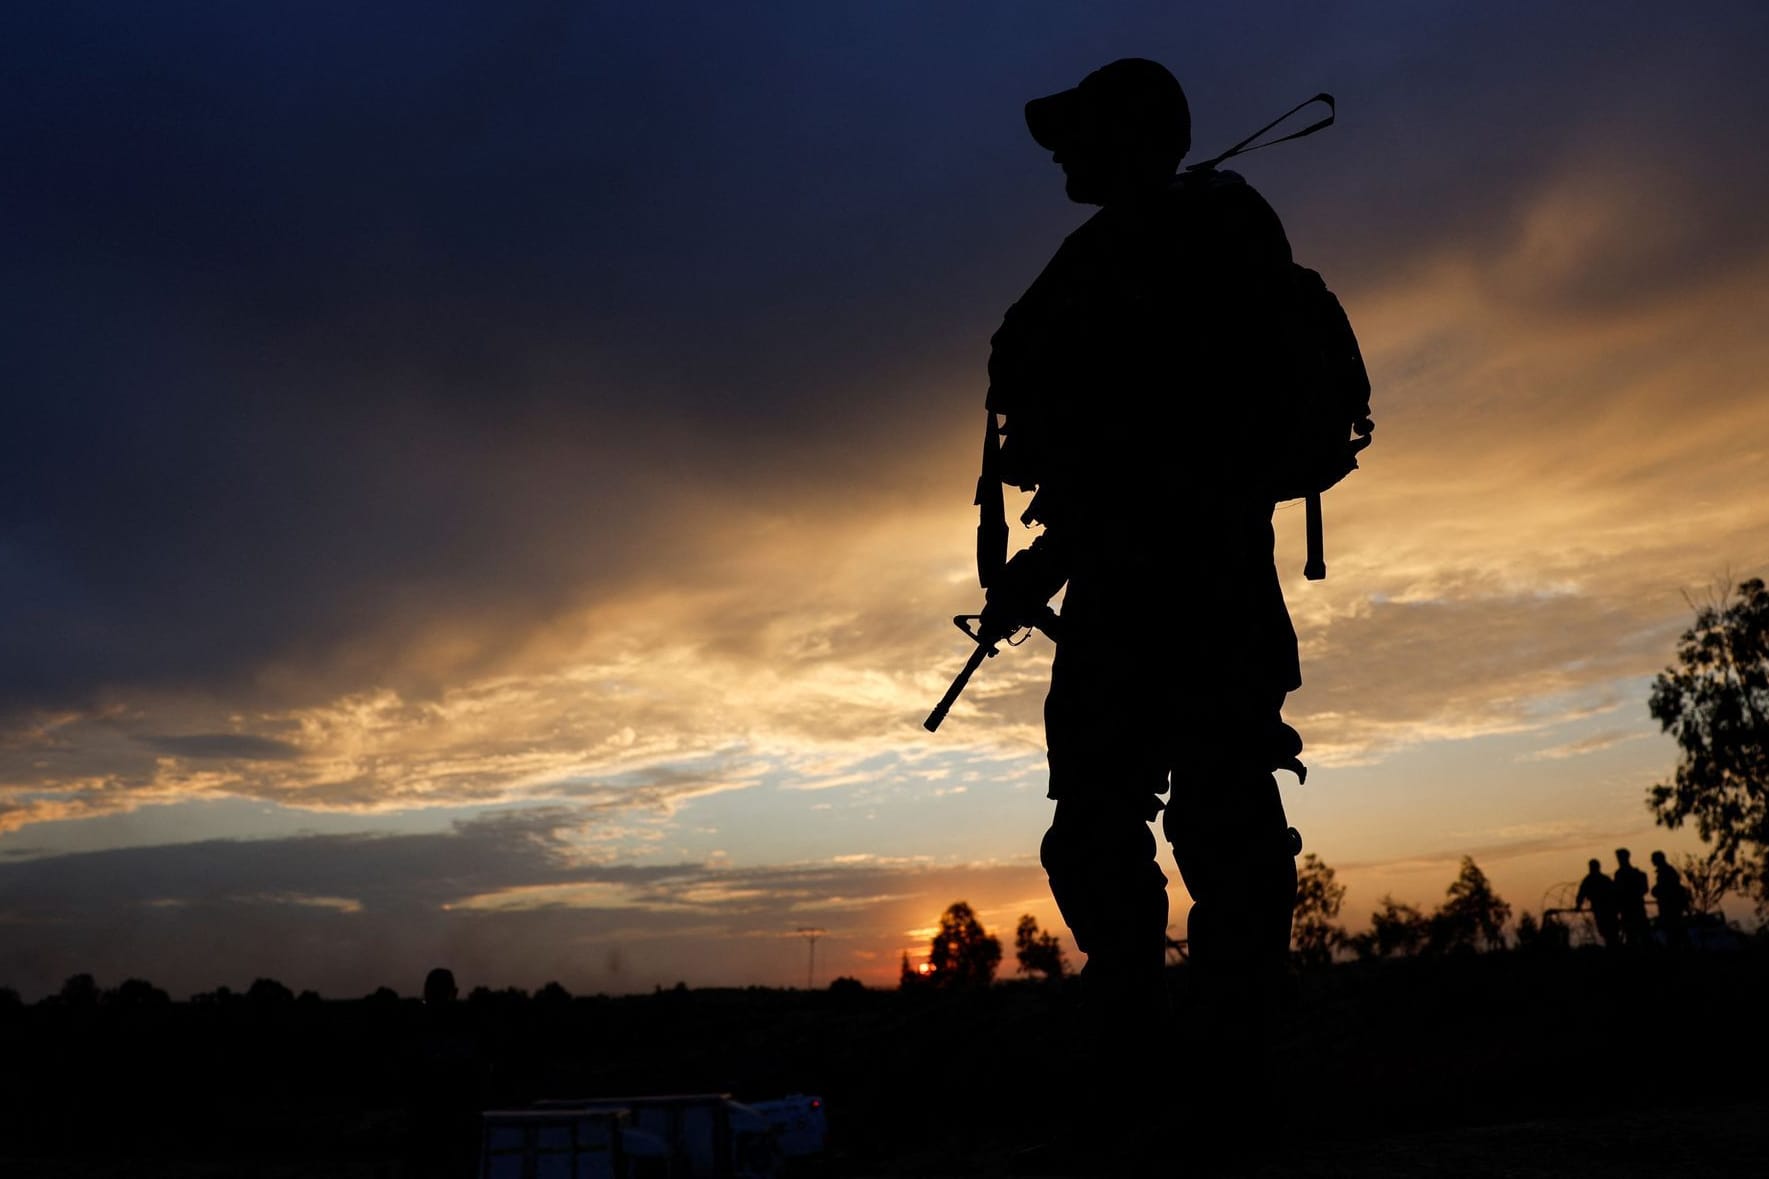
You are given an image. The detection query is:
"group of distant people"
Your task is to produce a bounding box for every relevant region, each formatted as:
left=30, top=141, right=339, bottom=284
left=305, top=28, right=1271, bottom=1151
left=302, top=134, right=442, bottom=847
left=1574, top=849, right=1691, bottom=948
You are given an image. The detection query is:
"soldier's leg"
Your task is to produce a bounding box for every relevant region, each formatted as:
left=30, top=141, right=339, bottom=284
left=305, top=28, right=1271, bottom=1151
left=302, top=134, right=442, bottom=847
left=1166, top=767, right=1297, bottom=984
left=1038, top=790, right=1170, bottom=1168
left=1033, top=587, right=1175, bottom=1165
left=1162, top=691, right=1300, bottom=1145
left=1039, top=596, right=1172, bottom=1022
left=1040, top=793, right=1170, bottom=1015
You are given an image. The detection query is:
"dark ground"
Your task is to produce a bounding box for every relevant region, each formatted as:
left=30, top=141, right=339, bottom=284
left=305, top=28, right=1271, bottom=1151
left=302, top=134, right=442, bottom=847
left=2, top=945, right=1766, bottom=1177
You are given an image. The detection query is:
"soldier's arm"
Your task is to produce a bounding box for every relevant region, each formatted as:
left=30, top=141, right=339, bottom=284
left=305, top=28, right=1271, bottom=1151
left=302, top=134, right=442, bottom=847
left=978, top=530, right=1070, bottom=641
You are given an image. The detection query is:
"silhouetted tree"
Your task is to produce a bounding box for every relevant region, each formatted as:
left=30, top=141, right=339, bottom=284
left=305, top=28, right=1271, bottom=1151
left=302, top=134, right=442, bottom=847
left=105, top=978, right=171, bottom=1009
left=1648, top=578, right=1769, bottom=906
left=1680, top=848, right=1743, bottom=915
left=536, top=980, right=572, bottom=1005
left=828, top=975, right=866, bottom=996
left=898, top=951, right=923, bottom=990
left=366, top=985, right=401, bottom=1006
left=927, top=901, right=1001, bottom=988
left=1350, top=896, right=1430, bottom=959
left=1514, top=911, right=1540, bottom=946
left=248, top=977, right=295, bottom=1005
left=1014, top=914, right=1069, bottom=980
left=192, top=985, right=235, bottom=1007
left=1291, top=853, right=1348, bottom=966
left=1430, top=857, right=1511, bottom=953
left=58, top=972, right=101, bottom=1008
left=0, top=986, right=22, bottom=1014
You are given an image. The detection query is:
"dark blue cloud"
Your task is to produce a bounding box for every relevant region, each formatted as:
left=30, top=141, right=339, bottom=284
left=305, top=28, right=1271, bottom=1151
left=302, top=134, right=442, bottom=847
left=0, top=804, right=1036, bottom=997
left=4, top=2, right=1768, bottom=723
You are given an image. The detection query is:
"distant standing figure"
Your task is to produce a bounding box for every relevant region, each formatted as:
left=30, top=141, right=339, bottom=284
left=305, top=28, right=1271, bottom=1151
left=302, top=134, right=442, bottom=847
left=1650, top=851, right=1690, bottom=948
left=409, top=966, right=479, bottom=1178
left=1574, top=858, right=1620, bottom=948
left=1613, top=848, right=1651, bottom=947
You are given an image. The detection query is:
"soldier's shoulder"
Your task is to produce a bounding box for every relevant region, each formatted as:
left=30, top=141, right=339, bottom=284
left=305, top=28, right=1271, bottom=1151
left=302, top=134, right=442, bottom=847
left=1169, top=168, right=1291, bottom=262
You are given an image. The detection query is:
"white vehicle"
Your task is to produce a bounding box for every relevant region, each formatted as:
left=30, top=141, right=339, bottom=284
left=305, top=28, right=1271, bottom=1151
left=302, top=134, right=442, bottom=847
left=530, top=1093, right=780, bottom=1179
left=748, top=1095, right=827, bottom=1160
left=479, top=1106, right=671, bottom=1179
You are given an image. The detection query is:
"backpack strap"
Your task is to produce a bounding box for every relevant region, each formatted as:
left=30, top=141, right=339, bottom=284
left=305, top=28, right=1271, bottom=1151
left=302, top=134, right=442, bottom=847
left=1304, top=493, right=1326, bottom=581
left=975, top=411, right=1008, bottom=589
left=1187, top=93, right=1335, bottom=173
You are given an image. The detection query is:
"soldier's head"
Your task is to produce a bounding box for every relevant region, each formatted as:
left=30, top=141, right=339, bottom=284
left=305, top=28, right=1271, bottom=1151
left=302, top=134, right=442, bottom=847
left=1588, top=858, right=1601, bottom=873
left=1615, top=848, right=1632, bottom=865
left=1025, top=58, right=1190, bottom=206
left=1651, top=850, right=1667, bottom=867
left=423, top=966, right=458, bottom=1004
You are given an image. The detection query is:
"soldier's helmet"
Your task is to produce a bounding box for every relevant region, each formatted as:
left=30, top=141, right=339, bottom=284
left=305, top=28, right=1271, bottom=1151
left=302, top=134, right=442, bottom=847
left=1024, top=57, right=1191, bottom=167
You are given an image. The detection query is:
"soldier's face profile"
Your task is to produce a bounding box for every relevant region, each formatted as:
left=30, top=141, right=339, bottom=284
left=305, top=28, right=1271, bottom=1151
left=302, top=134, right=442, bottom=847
left=1053, top=149, right=1111, bottom=205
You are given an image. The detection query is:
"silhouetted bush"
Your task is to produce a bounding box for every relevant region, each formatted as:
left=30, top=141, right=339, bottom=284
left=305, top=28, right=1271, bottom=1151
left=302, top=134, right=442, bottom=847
left=1, top=950, right=1768, bottom=1175
left=1014, top=914, right=1069, bottom=980
left=105, top=977, right=171, bottom=1008
left=248, top=977, right=295, bottom=1005
left=1350, top=896, right=1430, bottom=959
left=1293, top=853, right=1348, bottom=966
left=58, top=972, right=100, bottom=1008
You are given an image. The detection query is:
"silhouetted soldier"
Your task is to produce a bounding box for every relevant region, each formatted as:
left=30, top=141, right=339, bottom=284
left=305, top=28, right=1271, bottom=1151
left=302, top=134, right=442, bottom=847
left=1574, top=857, right=1621, bottom=948
left=979, top=58, right=1311, bottom=1155
left=1650, top=850, right=1690, bottom=948
left=407, top=967, right=481, bottom=1178
left=1613, top=848, right=1651, bottom=947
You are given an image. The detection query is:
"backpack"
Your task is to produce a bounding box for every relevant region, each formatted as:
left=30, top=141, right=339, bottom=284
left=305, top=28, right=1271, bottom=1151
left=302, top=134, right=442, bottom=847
left=976, top=93, right=1371, bottom=587
left=1257, top=256, right=1374, bottom=579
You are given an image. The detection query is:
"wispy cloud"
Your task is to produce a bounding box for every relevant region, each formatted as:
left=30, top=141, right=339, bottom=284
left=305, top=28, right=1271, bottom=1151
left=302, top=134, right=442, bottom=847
left=1518, top=730, right=1648, bottom=762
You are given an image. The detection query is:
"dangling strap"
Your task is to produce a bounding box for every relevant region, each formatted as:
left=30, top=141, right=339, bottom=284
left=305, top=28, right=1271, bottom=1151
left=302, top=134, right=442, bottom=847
left=1304, top=493, right=1326, bottom=581
left=975, top=412, right=1008, bottom=590
left=1187, top=93, right=1336, bottom=173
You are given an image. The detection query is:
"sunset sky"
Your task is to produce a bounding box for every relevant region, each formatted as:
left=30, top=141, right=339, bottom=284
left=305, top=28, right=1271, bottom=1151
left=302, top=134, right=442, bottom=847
left=6, top=3, right=1769, bottom=999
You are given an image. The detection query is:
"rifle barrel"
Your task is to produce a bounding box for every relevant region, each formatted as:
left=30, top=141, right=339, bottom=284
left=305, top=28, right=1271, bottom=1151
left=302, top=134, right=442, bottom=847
left=923, top=641, right=994, bottom=732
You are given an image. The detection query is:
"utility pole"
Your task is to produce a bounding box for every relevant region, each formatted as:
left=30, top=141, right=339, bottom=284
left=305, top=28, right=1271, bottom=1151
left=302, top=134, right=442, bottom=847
left=796, top=927, right=826, bottom=990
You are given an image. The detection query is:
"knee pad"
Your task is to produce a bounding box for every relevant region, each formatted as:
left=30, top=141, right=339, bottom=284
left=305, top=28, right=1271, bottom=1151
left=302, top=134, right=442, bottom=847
left=1166, top=768, right=1291, bottom=869
left=1042, top=801, right=1157, bottom=874
left=1041, top=801, right=1168, bottom=959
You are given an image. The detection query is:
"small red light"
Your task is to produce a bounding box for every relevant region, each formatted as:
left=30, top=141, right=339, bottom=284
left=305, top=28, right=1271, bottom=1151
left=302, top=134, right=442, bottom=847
left=811, top=1100, right=822, bottom=1110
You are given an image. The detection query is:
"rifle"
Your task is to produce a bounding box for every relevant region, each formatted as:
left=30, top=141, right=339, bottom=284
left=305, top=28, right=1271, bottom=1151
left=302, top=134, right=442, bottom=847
left=923, top=607, right=1060, bottom=733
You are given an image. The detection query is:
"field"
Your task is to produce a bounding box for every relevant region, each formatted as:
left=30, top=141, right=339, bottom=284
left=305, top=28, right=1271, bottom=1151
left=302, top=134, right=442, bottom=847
left=2, top=945, right=1766, bottom=1177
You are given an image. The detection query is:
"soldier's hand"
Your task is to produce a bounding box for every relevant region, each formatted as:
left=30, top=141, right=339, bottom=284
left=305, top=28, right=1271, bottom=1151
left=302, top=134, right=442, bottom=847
left=977, top=597, right=1024, bottom=644
left=980, top=543, right=1065, bottom=641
